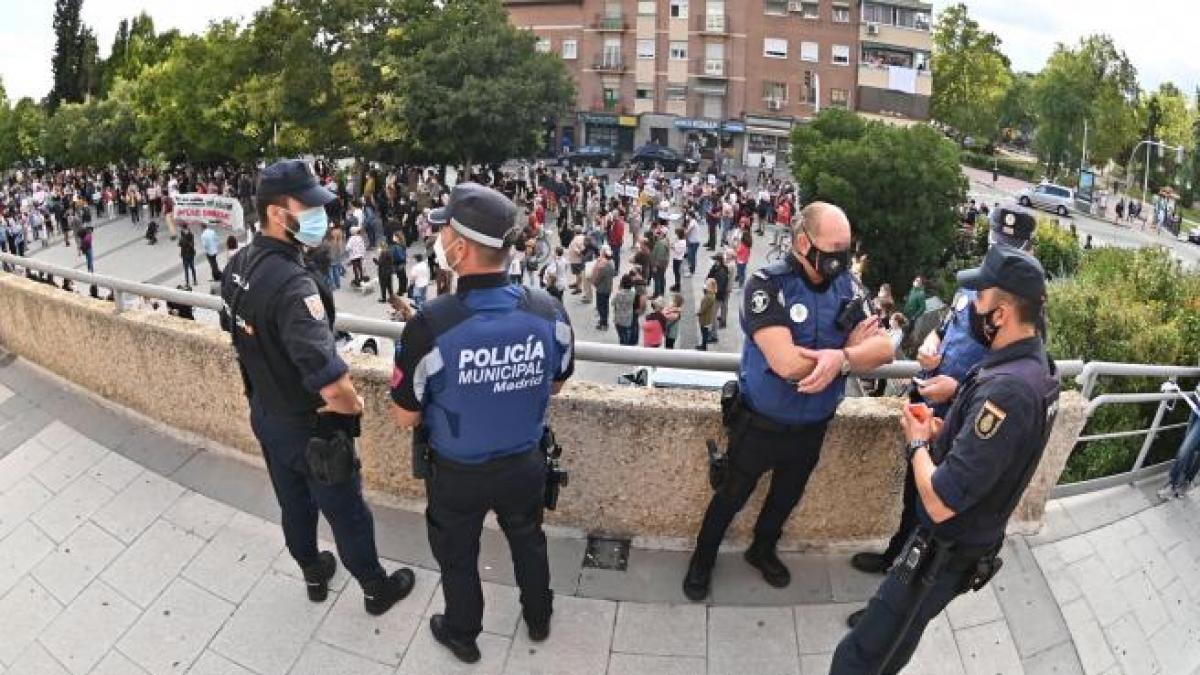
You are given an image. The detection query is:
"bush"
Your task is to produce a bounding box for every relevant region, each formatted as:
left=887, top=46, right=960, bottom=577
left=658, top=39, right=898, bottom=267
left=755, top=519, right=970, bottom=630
left=960, top=150, right=1041, bottom=182
left=1032, top=219, right=1081, bottom=279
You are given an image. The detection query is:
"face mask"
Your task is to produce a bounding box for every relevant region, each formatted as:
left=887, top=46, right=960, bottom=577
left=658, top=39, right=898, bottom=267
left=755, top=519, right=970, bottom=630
left=434, top=231, right=464, bottom=272
left=284, top=206, right=329, bottom=248
left=802, top=231, right=849, bottom=280
left=968, top=300, right=1001, bottom=348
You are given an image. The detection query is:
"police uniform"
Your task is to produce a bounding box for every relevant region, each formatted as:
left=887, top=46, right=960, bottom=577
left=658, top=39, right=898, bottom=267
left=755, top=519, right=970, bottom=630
left=390, top=183, right=575, bottom=653
left=221, top=160, right=404, bottom=603
left=685, top=251, right=858, bottom=598
left=832, top=246, right=1060, bottom=674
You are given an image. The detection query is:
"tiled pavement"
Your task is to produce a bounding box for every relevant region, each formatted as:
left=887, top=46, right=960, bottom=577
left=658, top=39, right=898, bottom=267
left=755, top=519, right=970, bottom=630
left=0, top=355, right=1197, bottom=674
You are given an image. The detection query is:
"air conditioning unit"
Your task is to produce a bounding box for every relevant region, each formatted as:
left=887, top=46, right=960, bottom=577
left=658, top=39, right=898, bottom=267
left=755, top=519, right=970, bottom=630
left=867, top=22, right=880, bottom=35
left=787, top=0, right=804, bottom=12
left=766, top=99, right=783, bottom=111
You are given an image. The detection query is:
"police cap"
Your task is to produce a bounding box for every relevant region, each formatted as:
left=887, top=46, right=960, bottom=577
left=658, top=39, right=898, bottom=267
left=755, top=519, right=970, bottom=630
left=430, top=182, right=517, bottom=249
left=988, top=203, right=1036, bottom=248
left=956, top=245, right=1046, bottom=304
left=256, top=160, right=335, bottom=207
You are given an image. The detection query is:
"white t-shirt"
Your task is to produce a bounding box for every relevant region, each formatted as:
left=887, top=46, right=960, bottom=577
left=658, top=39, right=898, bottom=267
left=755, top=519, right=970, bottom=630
left=671, top=239, right=687, bottom=261
left=410, top=261, right=431, bottom=289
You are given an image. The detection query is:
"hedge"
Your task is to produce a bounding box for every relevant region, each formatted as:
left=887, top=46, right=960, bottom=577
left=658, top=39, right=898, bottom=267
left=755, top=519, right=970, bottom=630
left=959, top=150, right=1042, bottom=183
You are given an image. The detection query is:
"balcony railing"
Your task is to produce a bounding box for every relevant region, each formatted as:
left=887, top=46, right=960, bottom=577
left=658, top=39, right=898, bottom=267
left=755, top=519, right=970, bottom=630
left=591, top=12, right=629, bottom=31
left=592, top=54, right=627, bottom=72
left=691, top=58, right=730, bottom=78
left=693, top=13, right=730, bottom=33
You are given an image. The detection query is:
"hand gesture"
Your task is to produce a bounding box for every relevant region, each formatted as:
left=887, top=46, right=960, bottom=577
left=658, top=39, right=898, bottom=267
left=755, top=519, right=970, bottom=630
left=917, top=375, right=959, bottom=405
left=846, top=316, right=882, bottom=349
left=796, top=348, right=845, bottom=394
left=901, top=403, right=933, bottom=443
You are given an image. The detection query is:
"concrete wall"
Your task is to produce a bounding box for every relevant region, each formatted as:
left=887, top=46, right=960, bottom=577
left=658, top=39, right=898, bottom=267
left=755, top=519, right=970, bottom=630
left=0, top=275, right=1087, bottom=549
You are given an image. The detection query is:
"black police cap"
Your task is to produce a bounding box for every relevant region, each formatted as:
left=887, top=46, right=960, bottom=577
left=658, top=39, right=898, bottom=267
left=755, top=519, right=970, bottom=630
left=256, top=160, right=335, bottom=208
left=957, top=245, right=1047, bottom=304
left=430, top=183, right=518, bottom=249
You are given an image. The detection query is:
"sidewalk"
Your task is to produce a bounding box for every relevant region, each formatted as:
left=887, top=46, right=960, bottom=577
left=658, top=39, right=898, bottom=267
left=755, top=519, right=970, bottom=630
left=0, top=351, right=1196, bottom=673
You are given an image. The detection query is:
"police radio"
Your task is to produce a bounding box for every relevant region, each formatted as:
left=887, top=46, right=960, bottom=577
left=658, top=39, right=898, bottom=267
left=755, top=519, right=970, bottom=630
left=835, top=288, right=877, bottom=332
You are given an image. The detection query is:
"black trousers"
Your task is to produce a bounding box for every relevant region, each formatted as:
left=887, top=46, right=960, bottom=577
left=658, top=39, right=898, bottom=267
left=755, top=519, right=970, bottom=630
left=206, top=254, right=222, bottom=281
left=426, top=449, right=551, bottom=641
left=693, top=421, right=829, bottom=568
left=882, top=464, right=919, bottom=562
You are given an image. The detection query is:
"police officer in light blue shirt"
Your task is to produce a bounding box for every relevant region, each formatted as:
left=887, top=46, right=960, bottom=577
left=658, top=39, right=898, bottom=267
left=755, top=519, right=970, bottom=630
left=390, top=183, right=575, bottom=664
left=682, top=202, right=895, bottom=601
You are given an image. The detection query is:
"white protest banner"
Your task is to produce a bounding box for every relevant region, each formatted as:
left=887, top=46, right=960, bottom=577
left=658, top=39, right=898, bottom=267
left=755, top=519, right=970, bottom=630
left=173, top=193, right=245, bottom=232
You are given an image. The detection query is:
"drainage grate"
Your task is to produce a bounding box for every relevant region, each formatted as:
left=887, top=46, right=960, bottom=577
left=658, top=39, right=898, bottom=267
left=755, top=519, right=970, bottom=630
left=582, top=535, right=631, bottom=571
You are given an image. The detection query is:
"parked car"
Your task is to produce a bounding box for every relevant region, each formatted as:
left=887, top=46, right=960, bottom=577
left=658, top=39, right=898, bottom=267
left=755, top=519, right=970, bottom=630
left=1017, top=182, right=1074, bottom=217
left=558, top=146, right=620, bottom=168
left=630, top=144, right=699, bottom=172
left=1186, top=228, right=1200, bottom=245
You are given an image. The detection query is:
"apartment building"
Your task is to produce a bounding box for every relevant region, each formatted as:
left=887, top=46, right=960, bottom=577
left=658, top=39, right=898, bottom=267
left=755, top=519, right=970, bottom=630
left=856, top=0, right=933, bottom=123
left=504, top=0, right=925, bottom=167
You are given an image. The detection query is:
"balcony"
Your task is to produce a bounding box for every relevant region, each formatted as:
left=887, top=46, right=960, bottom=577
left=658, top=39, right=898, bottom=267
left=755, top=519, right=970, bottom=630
left=693, top=13, right=730, bottom=34
left=591, top=98, right=627, bottom=113
left=592, top=54, right=627, bottom=72
left=590, top=12, right=629, bottom=31
left=860, top=21, right=932, bottom=52
left=858, top=62, right=931, bottom=96
left=691, top=58, right=730, bottom=79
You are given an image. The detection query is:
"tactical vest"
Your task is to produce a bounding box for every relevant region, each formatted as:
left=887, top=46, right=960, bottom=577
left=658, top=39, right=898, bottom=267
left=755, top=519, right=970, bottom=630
left=936, top=289, right=989, bottom=385
left=738, top=261, right=856, bottom=426
left=419, top=285, right=567, bottom=463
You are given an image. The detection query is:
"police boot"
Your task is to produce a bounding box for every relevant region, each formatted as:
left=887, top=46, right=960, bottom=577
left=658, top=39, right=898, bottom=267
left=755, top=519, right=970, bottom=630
left=301, top=551, right=337, bottom=603
left=362, top=568, right=416, bottom=616
left=682, top=553, right=713, bottom=602
left=850, top=552, right=890, bottom=575
left=429, top=615, right=482, bottom=664
left=846, top=608, right=866, bottom=629
left=744, top=540, right=790, bottom=588
left=524, top=590, right=554, bottom=642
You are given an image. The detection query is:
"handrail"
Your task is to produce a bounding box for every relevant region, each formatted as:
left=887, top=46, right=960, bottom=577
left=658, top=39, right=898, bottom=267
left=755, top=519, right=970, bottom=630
left=1076, top=361, right=1200, bottom=398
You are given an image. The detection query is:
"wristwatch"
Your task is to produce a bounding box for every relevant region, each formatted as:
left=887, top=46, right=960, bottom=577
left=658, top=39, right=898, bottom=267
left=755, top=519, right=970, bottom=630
left=905, top=439, right=930, bottom=461
left=839, top=349, right=852, bottom=376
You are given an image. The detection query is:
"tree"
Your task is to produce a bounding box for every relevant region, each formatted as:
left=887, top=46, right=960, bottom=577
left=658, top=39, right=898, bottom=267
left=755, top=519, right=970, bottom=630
left=930, top=3, right=1013, bottom=144
left=76, top=26, right=101, bottom=100
left=6, top=99, right=48, bottom=164
left=790, top=108, right=968, bottom=293
left=41, top=97, right=137, bottom=167
left=48, top=0, right=84, bottom=110
left=996, top=72, right=1035, bottom=143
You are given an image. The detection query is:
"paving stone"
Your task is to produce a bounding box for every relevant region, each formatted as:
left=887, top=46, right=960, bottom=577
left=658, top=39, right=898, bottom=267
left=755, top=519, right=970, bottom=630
left=0, top=477, right=53, bottom=541
left=475, top=526, right=586, bottom=598
left=1136, top=504, right=1185, bottom=553
left=1160, top=578, right=1200, bottom=634
left=1021, top=640, right=1085, bottom=675
left=707, top=606, right=800, bottom=675
left=606, top=653, right=708, bottom=675
left=210, top=571, right=332, bottom=675
left=992, top=538, right=1075, bottom=662
left=1164, top=538, right=1200, bottom=591
left=611, top=602, right=706, bottom=658
left=503, top=595, right=617, bottom=675
left=32, top=522, right=124, bottom=605
left=289, top=642, right=393, bottom=675
left=1052, top=535, right=1095, bottom=566
left=397, top=625, right=509, bottom=675
left=710, top=550, right=832, bottom=606
left=117, top=578, right=235, bottom=675
left=794, top=602, right=857, bottom=655
left=800, top=652, right=834, bottom=675
left=1125, top=532, right=1176, bottom=592
left=0, top=439, right=53, bottom=492
left=113, top=426, right=199, bottom=477
left=316, top=565, right=438, bottom=666
left=0, top=521, right=55, bottom=597
left=1102, top=613, right=1161, bottom=675
left=7, top=641, right=70, bottom=675
left=1148, top=621, right=1200, bottom=675
left=270, top=543, right=351, bottom=594
left=31, top=421, right=85, bottom=453
left=90, top=650, right=149, bottom=675
left=1059, top=599, right=1116, bottom=675
left=86, top=452, right=143, bottom=493
left=185, top=651, right=254, bottom=675
left=1058, top=486, right=1153, bottom=534
left=1083, top=524, right=1141, bottom=581
left=0, top=409, right=53, bottom=456
left=101, top=520, right=205, bottom=608
left=30, top=436, right=108, bottom=493
left=947, top=584, right=1005, bottom=631
left=1118, top=570, right=1169, bottom=637
left=1065, top=556, right=1123, bottom=627
left=907, top=612, right=966, bottom=675
left=90, top=470, right=184, bottom=543
left=182, top=511, right=284, bottom=603
left=162, top=491, right=236, bottom=541
left=168, top=451, right=280, bottom=524
left=0, top=576, right=63, bottom=666
left=425, top=579, right=522, bottom=638
left=954, top=619, right=1024, bottom=675
left=576, top=547, right=693, bottom=604
left=39, top=579, right=141, bottom=675
left=31, top=475, right=115, bottom=543
left=828, top=555, right=884, bottom=603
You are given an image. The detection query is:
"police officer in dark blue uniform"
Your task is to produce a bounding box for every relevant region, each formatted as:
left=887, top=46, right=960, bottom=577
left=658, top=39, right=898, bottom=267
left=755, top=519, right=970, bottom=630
left=831, top=245, right=1060, bottom=674
left=389, top=182, right=575, bottom=664
left=221, top=160, right=414, bottom=615
left=682, top=202, right=895, bottom=601
left=846, top=205, right=1036, bottom=594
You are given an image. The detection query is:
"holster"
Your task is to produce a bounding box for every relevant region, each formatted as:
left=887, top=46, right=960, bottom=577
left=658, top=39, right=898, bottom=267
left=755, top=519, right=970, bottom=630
left=412, top=424, right=432, bottom=480
left=706, top=380, right=746, bottom=491
left=305, top=431, right=360, bottom=486
left=965, top=552, right=1004, bottom=592
left=541, top=426, right=569, bottom=511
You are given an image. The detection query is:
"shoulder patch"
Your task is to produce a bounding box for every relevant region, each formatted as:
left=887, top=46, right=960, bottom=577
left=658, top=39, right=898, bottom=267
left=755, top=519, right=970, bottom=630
left=790, top=303, right=809, bottom=324
left=974, top=399, right=1007, bottom=439
left=303, top=294, right=326, bottom=321
left=750, top=290, right=770, bottom=314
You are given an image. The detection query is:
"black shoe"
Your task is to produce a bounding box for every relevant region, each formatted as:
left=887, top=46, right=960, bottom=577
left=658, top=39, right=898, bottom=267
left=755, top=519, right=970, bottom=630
left=524, top=589, right=553, bottom=641
left=430, top=614, right=481, bottom=664
left=301, top=551, right=337, bottom=603
left=363, top=568, right=415, bottom=615
left=850, top=552, right=891, bottom=575
left=682, top=555, right=712, bottom=602
left=847, top=607, right=866, bottom=628
left=744, top=542, right=790, bottom=588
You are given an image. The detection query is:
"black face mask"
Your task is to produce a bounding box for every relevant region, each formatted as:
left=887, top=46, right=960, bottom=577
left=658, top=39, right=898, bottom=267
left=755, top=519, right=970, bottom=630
left=968, top=300, right=1000, bottom=348
left=803, top=232, right=850, bottom=280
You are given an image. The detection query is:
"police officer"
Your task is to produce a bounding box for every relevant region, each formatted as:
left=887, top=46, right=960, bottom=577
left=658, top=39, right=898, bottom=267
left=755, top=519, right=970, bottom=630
left=682, top=202, right=895, bottom=601
left=831, top=245, right=1060, bottom=674
left=846, top=205, right=1036, bottom=601
left=221, top=160, right=414, bottom=615
left=389, top=182, right=575, bottom=664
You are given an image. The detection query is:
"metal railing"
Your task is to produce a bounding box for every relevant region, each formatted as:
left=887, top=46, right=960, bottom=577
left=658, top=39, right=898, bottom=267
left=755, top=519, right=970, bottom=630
left=690, top=58, right=729, bottom=78
left=591, top=54, right=626, bottom=72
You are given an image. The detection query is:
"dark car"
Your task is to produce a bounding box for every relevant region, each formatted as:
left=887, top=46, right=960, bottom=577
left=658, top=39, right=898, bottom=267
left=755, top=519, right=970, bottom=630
left=1186, top=228, right=1200, bottom=245
left=557, top=146, right=620, bottom=168
left=630, top=144, right=699, bottom=172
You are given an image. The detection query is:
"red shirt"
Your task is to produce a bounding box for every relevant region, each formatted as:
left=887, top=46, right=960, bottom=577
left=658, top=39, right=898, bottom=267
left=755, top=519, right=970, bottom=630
left=642, top=314, right=665, bottom=347
left=736, top=242, right=751, bottom=265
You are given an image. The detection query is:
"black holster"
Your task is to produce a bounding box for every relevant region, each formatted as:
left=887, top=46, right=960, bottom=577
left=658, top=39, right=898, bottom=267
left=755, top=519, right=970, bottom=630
left=705, top=380, right=744, bottom=491
left=540, top=426, right=569, bottom=511
left=305, top=431, right=359, bottom=486
left=412, top=424, right=432, bottom=480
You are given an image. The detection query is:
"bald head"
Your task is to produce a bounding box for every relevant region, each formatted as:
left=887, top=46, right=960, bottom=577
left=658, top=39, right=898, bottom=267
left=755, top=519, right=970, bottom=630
left=796, top=202, right=851, bottom=252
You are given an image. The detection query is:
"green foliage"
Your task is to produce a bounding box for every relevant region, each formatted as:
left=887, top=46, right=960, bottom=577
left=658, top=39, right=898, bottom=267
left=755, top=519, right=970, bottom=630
left=1032, top=219, right=1081, bottom=279
left=790, top=108, right=967, bottom=293
left=930, top=3, right=1013, bottom=143
left=48, top=0, right=84, bottom=111
left=40, top=97, right=137, bottom=167
left=996, top=72, right=1036, bottom=141
left=959, top=150, right=1041, bottom=182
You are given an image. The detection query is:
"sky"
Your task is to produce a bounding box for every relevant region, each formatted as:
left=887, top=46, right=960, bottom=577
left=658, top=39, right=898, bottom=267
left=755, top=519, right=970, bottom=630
left=0, top=0, right=1196, bottom=103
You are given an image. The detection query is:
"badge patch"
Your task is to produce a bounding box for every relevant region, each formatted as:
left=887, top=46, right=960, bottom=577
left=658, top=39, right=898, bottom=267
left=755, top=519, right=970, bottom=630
left=974, top=400, right=1008, bottom=439
left=750, top=290, right=770, bottom=314
left=303, top=294, right=326, bottom=321
left=790, top=303, right=809, bottom=324
left=954, top=292, right=968, bottom=312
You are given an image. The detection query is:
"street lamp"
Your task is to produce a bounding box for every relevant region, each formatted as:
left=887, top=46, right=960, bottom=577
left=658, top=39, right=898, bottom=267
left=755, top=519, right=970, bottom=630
left=1125, top=139, right=1186, bottom=205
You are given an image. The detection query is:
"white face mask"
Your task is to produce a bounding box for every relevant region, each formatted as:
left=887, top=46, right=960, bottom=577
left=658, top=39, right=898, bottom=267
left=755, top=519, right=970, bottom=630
left=433, top=231, right=449, bottom=269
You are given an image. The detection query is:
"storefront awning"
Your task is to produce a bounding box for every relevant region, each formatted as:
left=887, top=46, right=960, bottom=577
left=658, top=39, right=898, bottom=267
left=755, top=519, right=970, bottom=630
left=746, top=125, right=793, bottom=136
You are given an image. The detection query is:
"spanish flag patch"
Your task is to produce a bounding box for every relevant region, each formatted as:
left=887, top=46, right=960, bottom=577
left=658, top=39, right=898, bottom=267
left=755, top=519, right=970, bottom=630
left=974, top=400, right=1007, bottom=440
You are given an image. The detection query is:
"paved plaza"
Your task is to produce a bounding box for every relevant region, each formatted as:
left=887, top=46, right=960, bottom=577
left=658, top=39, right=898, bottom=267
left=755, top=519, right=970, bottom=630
left=0, top=352, right=1198, bottom=674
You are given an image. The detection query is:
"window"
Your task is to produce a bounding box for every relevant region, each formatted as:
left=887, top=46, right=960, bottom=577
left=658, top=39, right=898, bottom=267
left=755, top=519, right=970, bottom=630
left=561, top=39, right=577, bottom=60
left=832, top=4, right=850, bottom=22
left=637, top=39, right=656, bottom=59
left=764, top=0, right=787, bottom=14
left=603, top=88, right=619, bottom=110
left=801, top=76, right=816, bottom=104
left=638, top=0, right=656, bottom=15
left=830, top=88, right=849, bottom=108
left=862, top=2, right=884, bottom=23
left=763, top=38, right=788, bottom=59
left=535, top=38, right=551, bottom=54
left=800, top=1, right=819, bottom=18
left=762, top=80, right=787, bottom=103
left=800, top=41, right=818, bottom=62
left=636, top=88, right=653, bottom=100
left=669, top=0, right=688, bottom=19
left=669, top=41, right=688, bottom=60
left=832, top=44, right=850, bottom=66
left=666, top=85, right=688, bottom=100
